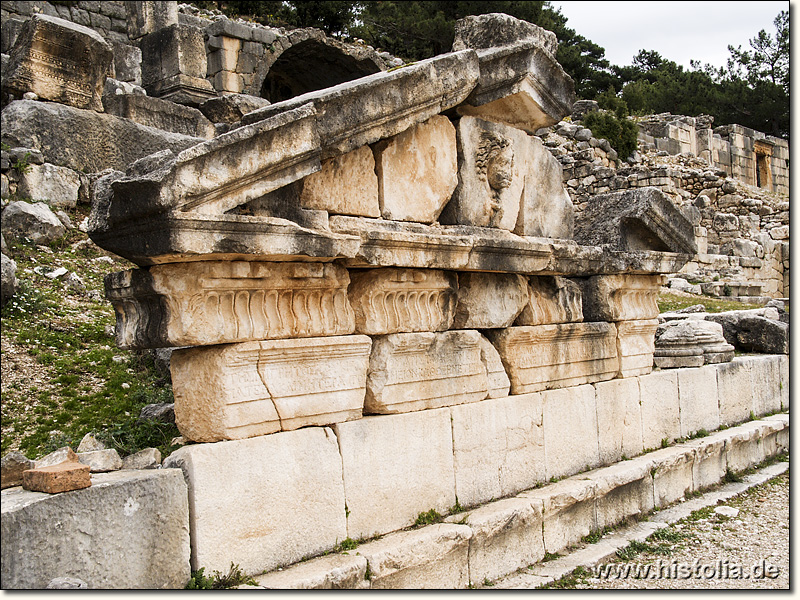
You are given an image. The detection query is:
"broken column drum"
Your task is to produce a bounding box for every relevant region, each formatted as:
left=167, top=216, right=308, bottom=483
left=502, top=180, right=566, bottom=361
left=88, top=13, right=699, bottom=578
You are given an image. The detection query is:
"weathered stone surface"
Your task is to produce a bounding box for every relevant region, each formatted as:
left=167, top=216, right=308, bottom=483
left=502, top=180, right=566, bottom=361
left=638, top=369, right=680, bottom=449
left=514, top=135, right=574, bottom=240
left=366, top=330, right=487, bottom=413
left=105, top=261, right=355, bottom=349
left=582, top=460, right=654, bottom=529
left=103, top=94, right=216, bottom=138
left=2, top=15, right=112, bottom=112
left=453, top=272, right=528, bottom=329
left=542, top=385, right=600, bottom=480
left=126, top=1, right=178, bottom=39
left=516, top=276, right=583, bottom=325
left=452, top=13, right=558, bottom=55
left=254, top=554, right=369, bottom=590
left=17, top=163, right=82, bottom=208
left=574, top=187, right=697, bottom=254
left=77, top=449, right=122, bottom=473
left=22, top=461, right=91, bottom=494
left=76, top=433, right=105, bottom=453
left=348, top=268, right=457, bottom=335
left=163, top=428, right=345, bottom=576
left=45, top=577, right=88, bottom=589
left=198, top=93, right=271, bottom=124
left=725, top=421, right=766, bottom=473
left=1, top=469, right=190, bottom=589
left=648, top=446, right=694, bottom=507
left=581, top=274, right=665, bottom=322
left=654, top=319, right=734, bottom=368
left=300, top=145, right=380, bottom=218
left=375, top=115, right=458, bottom=223
left=33, top=447, right=79, bottom=469
left=684, top=432, right=727, bottom=491
left=110, top=42, right=142, bottom=85
left=1, top=452, right=34, bottom=490
left=1, top=253, right=18, bottom=306
left=1, top=200, right=66, bottom=244
left=121, top=448, right=162, bottom=470
left=1, top=100, right=203, bottom=173
left=519, top=478, right=597, bottom=553
left=706, top=312, right=789, bottom=354
left=488, top=323, right=618, bottom=394
left=451, top=392, right=544, bottom=507
left=478, top=334, right=511, bottom=398
left=677, top=365, right=720, bottom=438
left=463, top=498, right=545, bottom=585
left=748, top=355, right=784, bottom=416
left=595, top=378, right=644, bottom=464
left=138, top=402, right=175, bottom=424
left=355, top=524, right=472, bottom=589
left=242, top=50, right=480, bottom=159
left=442, top=116, right=526, bottom=230
left=616, top=319, right=658, bottom=378
left=334, top=409, right=455, bottom=539
left=171, top=335, right=371, bottom=442
left=456, top=39, right=575, bottom=134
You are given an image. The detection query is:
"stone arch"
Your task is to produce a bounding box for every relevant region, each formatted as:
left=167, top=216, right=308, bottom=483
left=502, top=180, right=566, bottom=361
left=248, top=30, right=385, bottom=102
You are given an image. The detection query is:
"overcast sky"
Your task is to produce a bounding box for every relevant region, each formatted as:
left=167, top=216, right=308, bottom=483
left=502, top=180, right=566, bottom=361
left=551, top=1, right=789, bottom=70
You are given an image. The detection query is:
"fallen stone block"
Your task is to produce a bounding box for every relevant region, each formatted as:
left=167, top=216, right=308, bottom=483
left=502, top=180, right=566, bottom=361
left=1, top=452, right=34, bottom=490
left=594, top=378, right=643, bottom=465
left=2, top=15, right=112, bottom=112
left=103, top=93, right=216, bottom=138
left=22, top=461, right=91, bottom=494
left=17, top=163, right=83, bottom=208
left=515, top=276, right=583, bottom=326
left=171, top=335, right=371, bottom=442
left=77, top=449, right=123, bottom=473
left=348, top=268, right=457, bottom=335
left=163, top=428, right=346, bottom=576
left=654, top=319, right=734, bottom=368
left=300, top=145, right=380, bottom=218
left=121, top=448, right=161, bottom=470
left=355, top=524, right=472, bottom=589
left=33, top=446, right=79, bottom=469
left=638, top=369, right=680, bottom=450
left=375, top=115, right=458, bottom=223
left=1, top=469, right=190, bottom=589
left=254, top=553, right=369, bottom=590
left=451, top=392, right=544, bottom=507
left=488, top=323, right=618, bottom=394
left=452, top=13, right=559, bottom=56
left=198, top=93, right=272, bottom=124
left=453, top=272, right=529, bottom=329
left=677, top=365, right=720, bottom=438
left=542, top=384, right=600, bottom=480
left=334, top=409, right=456, bottom=540
left=365, top=330, right=488, bottom=414
left=1, top=253, right=18, bottom=307
left=1, top=200, right=66, bottom=245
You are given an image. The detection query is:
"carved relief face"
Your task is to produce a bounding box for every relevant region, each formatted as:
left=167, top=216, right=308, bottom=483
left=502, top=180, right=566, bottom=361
left=486, top=146, right=514, bottom=191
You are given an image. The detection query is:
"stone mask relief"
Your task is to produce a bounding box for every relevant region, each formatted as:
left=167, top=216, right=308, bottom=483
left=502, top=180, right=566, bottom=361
left=476, top=132, right=514, bottom=227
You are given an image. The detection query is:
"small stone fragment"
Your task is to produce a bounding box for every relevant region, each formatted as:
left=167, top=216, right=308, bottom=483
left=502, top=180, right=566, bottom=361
left=76, top=433, right=105, bottom=453
left=22, top=460, right=92, bottom=493
left=122, top=448, right=162, bottom=470
left=77, top=449, right=123, bottom=472
left=34, top=447, right=79, bottom=469
left=1, top=451, right=34, bottom=489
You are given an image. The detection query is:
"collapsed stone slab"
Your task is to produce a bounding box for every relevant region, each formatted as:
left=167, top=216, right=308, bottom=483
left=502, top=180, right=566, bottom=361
left=706, top=311, right=789, bottom=354
left=105, top=261, right=356, bottom=349
left=2, top=15, right=112, bottom=112
left=170, top=335, right=371, bottom=442
left=103, top=93, right=216, bottom=139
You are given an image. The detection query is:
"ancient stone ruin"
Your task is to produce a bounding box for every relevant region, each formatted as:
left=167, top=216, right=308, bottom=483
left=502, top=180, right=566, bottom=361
left=0, top=3, right=789, bottom=590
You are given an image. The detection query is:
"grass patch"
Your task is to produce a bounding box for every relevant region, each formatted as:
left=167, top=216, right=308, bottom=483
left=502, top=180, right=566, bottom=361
left=185, top=564, right=256, bottom=589
left=414, top=508, right=443, bottom=526
left=657, top=291, right=761, bottom=314
left=538, top=566, right=591, bottom=589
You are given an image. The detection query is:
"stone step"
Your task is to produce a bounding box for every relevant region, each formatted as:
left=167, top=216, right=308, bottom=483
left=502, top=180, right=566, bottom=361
left=246, top=413, right=788, bottom=589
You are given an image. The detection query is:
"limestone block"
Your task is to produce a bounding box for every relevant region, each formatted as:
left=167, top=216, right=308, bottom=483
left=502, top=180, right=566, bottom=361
left=242, top=50, right=479, bottom=159
left=373, top=115, right=457, bottom=223
left=616, top=319, right=658, bottom=378
left=77, top=449, right=123, bottom=473
left=542, top=385, right=600, bottom=480
left=778, top=355, right=789, bottom=410
left=452, top=13, right=559, bottom=56
left=171, top=335, right=371, bottom=442
left=684, top=432, right=728, bottom=491
left=334, top=409, right=456, bottom=539
left=1, top=452, right=34, bottom=490
left=1, top=469, right=190, bottom=589
left=1, top=100, right=203, bottom=174
left=365, top=330, right=488, bottom=414
left=1, top=200, right=66, bottom=245
left=121, top=448, right=161, bottom=470
left=441, top=116, right=526, bottom=230
left=677, top=366, right=720, bottom=438
left=2, top=15, right=112, bottom=112
left=17, top=163, right=82, bottom=208
left=582, top=460, right=654, bottom=530
left=749, top=355, right=784, bottom=417
left=254, top=554, right=369, bottom=590
left=103, top=94, right=216, bottom=139
left=125, top=1, right=178, bottom=39
left=716, top=358, right=756, bottom=426
left=1, top=253, right=18, bottom=307
left=22, top=461, right=91, bottom=494
left=463, top=498, right=545, bottom=585
left=762, top=413, right=789, bottom=452
left=478, top=335, right=510, bottom=398
left=574, top=187, right=697, bottom=254
left=348, top=268, right=457, bottom=335
left=514, top=134, right=574, bottom=239
left=639, top=370, right=680, bottom=449
left=758, top=419, right=786, bottom=459
left=451, top=393, right=544, bottom=507
left=725, top=421, right=765, bottom=473
left=515, top=276, right=583, bottom=326
left=581, top=274, right=664, bottom=322
left=198, top=93, right=271, bottom=124
left=356, top=524, right=472, bottom=589
left=654, top=319, right=734, bottom=369
left=648, top=446, right=694, bottom=507
left=33, top=447, right=79, bottom=469
left=519, top=478, right=597, bottom=553
left=453, top=272, right=528, bottom=329
left=106, top=261, right=355, bottom=349
left=595, top=378, right=643, bottom=465
left=489, top=323, right=618, bottom=395
left=163, top=428, right=346, bottom=576
left=300, top=145, right=380, bottom=218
